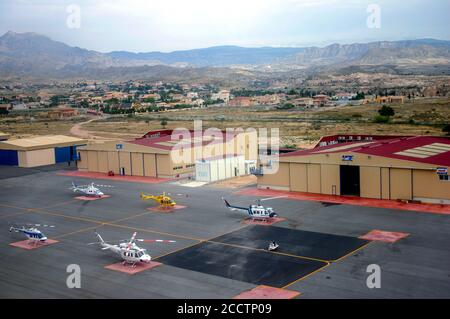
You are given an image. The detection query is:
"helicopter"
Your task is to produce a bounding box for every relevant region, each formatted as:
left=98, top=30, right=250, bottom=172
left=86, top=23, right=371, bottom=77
left=90, top=231, right=175, bottom=267
left=9, top=223, right=54, bottom=245
left=222, top=198, right=278, bottom=221
left=140, top=192, right=176, bottom=207
left=70, top=182, right=107, bottom=197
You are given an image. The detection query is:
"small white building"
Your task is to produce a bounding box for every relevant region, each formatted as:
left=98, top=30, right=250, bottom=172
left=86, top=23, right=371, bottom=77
left=195, top=154, right=248, bottom=182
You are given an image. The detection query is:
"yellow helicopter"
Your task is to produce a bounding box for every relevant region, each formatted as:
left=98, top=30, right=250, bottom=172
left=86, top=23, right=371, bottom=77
left=140, top=192, right=176, bottom=207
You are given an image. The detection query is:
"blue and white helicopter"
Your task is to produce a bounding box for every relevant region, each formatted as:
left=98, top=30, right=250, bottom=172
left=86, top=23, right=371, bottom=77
left=222, top=197, right=278, bottom=221
left=9, top=224, right=54, bottom=245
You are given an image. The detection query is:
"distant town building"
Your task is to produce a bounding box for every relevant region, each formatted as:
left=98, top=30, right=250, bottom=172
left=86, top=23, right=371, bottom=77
left=228, top=97, right=253, bottom=107
left=292, top=97, right=314, bottom=108
left=252, top=94, right=281, bottom=105
left=140, top=93, right=161, bottom=101
left=211, top=90, right=230, bottom=103
left=376, top=96, right=405, bottom=104
left=47, top=107, right=78, bottom=119
left=332, top=93, right=357, bottom=100
left=0, top=132, right=10, bottom=141
left=313, top=94, right=331, bottom=107
left=186, top=92, right=199, bottom=99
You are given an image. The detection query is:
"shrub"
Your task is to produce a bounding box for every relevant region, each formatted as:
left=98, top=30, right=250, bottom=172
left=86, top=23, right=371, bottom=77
left=373, top=115, right=390, bottom=123
left=378, top=105, right=395, bottom=117
left=443, top=124, right=450, bottom=135
left=276, top=103, right=295, bottom=110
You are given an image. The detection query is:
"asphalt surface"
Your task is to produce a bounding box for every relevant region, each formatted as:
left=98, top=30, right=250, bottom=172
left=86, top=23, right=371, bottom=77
left=0, top=164, right=450, bottom=298
left=211, top=225, right=369, bottom=261
left=158, top=241, right=327, bottom=287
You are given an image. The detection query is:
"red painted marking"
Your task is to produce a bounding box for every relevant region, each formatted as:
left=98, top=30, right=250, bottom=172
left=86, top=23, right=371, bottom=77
left=75, top=195, right=110, bottom=201
left=104, top=261, right=162, bottom=274
left=58, top=171, right=170, bottom=184
left=234, top=285, right=300, bottom=299
left=9, top=239, right=59, bottom=250
left=243, top=217, right=286, bottom=226
left=147, top=205, right=187, bottom=213
left=360, top=230, right=409, bottom=243
left=236, top=188, right=450, bottom=215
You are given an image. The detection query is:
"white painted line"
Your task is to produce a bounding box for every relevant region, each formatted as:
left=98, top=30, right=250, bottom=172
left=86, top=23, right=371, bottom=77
left=260, top=196, right=288, bottom=201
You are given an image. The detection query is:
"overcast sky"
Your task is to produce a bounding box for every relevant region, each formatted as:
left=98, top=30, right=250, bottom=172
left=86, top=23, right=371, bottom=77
left=0, top=0, right=449, bottom=52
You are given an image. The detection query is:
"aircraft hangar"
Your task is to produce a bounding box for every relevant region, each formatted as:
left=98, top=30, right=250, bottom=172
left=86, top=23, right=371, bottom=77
left=77, top=129, right=257, bottom=178
left=0, top=135, right=86, bottom=167
left=257, top=135, right=450, bottom=204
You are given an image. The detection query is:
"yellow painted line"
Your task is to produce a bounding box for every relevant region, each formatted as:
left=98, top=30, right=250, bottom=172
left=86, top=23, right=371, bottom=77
left=0, top=202, right=203, bottom=242
left=0, top=203, right=31, bottom=211
left=331, top=241, right=373, bottom=263
left=31, top=208, right=105, bottom=224
left=38, top=199, right=78, bottom=210
left=282, top=262, right=331, bottom=289
left=281, top=241, right=373, bottom=289
left=207, top=240, right=329, bottom=264
left=101, top=222, right=203, bottom=242
left=154, top=241, right=205, bottom=260
left=0, top=202, right=372, bottom=289
left=0, top=211, right=26, bottom=220
left=55, top=224, right=105, bottom=239
left=154, top=225, right=250, bottom=259
left=108, top=210, right=152, bottom=224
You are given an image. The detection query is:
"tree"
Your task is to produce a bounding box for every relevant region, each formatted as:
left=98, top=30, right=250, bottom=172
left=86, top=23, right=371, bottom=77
left=276, top=103, right=294, bottom=110
left=143, top=97, right=155, bottom=104
left=160, top=118, right=168, bottom=128
left=443, top=124, right=450, bottom=135
left=79, top=100, right=89, bottom=108
left=351, top=92, right=365, bottom=100
left=378, top=105, right=395, bottom=117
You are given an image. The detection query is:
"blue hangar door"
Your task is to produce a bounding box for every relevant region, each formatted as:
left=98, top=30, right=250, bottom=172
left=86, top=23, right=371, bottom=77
left=0, top=150, right=18, bottom=165
left=55, top=146, right=78, bottom=163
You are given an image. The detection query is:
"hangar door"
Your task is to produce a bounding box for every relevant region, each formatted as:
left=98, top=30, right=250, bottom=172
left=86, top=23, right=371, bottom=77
left=55, top=146, right=75, bottom=163
left=340, top=165, right=360, bottom=196
left=0, top=150, right=18, bottom=165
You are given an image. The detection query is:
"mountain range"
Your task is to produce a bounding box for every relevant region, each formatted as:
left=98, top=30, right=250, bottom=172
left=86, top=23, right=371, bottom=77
left=0, top=31, right=449, bottom=81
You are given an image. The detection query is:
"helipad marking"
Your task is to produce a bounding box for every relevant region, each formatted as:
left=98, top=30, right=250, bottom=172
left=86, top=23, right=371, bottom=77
left=10, top=239, right=59, bottom=250
left=234, top=285, right=300, bottom=299
left=105, top=261, right=162, bottom=274
left=75, top=195, right=110, bottom=201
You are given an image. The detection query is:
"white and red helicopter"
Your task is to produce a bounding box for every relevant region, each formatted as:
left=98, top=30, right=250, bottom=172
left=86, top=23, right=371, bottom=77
left=90, top=231, right=175, bottom=267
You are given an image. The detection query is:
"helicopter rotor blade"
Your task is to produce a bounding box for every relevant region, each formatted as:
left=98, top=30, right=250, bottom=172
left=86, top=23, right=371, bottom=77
left=26, top=223, right=56, bottom=228
left=136, top=239, right=176, bottom=243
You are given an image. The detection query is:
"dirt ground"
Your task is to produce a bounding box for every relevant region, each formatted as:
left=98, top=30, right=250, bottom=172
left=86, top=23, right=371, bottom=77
left=1, top=97, right=448, bottom=147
